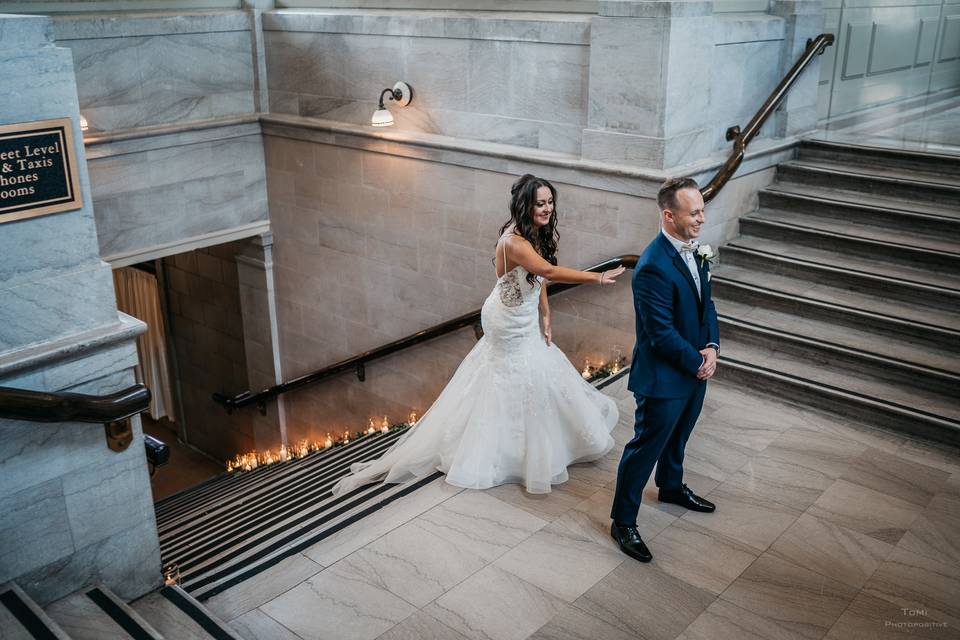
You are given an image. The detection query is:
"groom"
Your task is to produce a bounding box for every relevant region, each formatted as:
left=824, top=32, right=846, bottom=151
left=610, top=176, right=720, bottom=562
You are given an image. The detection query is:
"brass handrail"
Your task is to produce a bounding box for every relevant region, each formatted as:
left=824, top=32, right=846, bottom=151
left=213, top=254, right=639, bottom=413
left=701, top=33, right=835, bottom=204
left=0, top=383, right=151, bottom=451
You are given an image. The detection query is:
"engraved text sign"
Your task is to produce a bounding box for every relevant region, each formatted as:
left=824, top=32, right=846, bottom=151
left=0, top=117, right=82, bottom=223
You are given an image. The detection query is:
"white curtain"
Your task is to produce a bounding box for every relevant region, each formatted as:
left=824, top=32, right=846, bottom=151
left=113, top=267, right=176, bottom=422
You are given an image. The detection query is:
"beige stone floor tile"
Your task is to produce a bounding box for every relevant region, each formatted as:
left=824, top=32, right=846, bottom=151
left=896, top=505, right=960, bottom=568
left=573, top=558, right=715, bottom=640
left=680, top=483, right=802, bottom=552
left=229, top=608, right=304, bottom=640
left=761, top=426, right=868, bottom=480
left=416, top=490, right=546, bottom=563
left=840, top=447, right=950, bottom=507
left=896, top=439, right=960, bottom=475
left=808, top=479, right=924, bottom=546
left=681, top=430, right=753, bottom=483
left=825, top=591, right=955, bottom=640
left=809, top=416, right=906, bottom=455
left=863, top=546, right=960, bottom=627
left=678, top=597, right=813, bottom=640
left=768, top=512, right=893, bottom=590
left=483, top=476, right=598, bottom=522
left=302, top=480, right=463, bottom=566
left=493, top=516, right=624, bottom=602
left=260, top=562, right=416, bottom=640
left=205, top=552, right=324, bottom=622
left=339, top=519, right=488, bottom=608
left=424, top=565, right=565, bottom=640
left=649, top=518, right=760, bottom=596
left=724, top=451, right=834, bottom=511
left=376, top=610, right=469, bottom=640
left=527, top=603, right=640, bottom=640
left=696, top=402, right=792, bottom=453
left=719, top=553, right=859, bottom=640
left=569, top=485, right=677, bottom=546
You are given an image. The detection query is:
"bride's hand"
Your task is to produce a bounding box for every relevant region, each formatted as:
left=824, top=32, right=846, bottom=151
left=600, top=265, right=627, bottom=285
left=542, top=317, right=552, bottom=346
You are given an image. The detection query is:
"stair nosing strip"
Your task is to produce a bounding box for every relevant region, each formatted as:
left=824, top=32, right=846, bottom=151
left=717, top=314, right=960, bottom=382
left=0, top=588, right=61, bottom=640
left=719, top=357, right=960, bottom=427
left=188, top=472, right=445, bottom=598
left=711, top=276, right=960, bottom=337
left=722, top=244, right=960, bottom=295
left=159, top=586, right=238, bottom=640
left=85, top=587, right=159, bottom=640
left=800, top=138, right=960, bottom=164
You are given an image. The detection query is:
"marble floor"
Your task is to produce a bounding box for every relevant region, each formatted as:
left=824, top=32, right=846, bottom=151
left=812, top=90, right=960, bottom=156
left=196, top=377, right=960, bottom=640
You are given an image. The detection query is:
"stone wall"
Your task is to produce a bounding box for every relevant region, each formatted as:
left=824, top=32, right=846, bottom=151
left=163, top=242, right=255, bottom=461
left=262, top=128, right=775, bottom=443
left=0, top=14, right=159, bottom=604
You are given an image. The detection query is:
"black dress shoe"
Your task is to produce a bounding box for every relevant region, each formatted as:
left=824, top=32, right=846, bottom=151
left=610, top=523, right=652, bottom=562
left=658, top=484, right=716, bottom=513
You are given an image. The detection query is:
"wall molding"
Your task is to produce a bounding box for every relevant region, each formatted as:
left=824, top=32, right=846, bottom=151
left=104, top=220, right=271, bottom=267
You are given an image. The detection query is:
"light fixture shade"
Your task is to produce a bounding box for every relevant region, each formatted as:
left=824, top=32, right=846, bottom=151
left=371, top=108, right=394, bottom=127
left=79, top=114, right=89, bottom=131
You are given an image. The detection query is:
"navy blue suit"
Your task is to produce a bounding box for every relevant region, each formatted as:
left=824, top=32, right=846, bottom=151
left=611, top=232, right=719, bottom=526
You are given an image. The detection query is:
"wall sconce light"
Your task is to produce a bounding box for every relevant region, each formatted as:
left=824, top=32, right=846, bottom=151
left=371, top=81, right=413, bottom=127
left=79, top=114, right=89, bottom=131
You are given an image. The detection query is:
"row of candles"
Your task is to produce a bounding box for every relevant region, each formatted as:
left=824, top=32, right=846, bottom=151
left=225, top=349, right=628, bottom=474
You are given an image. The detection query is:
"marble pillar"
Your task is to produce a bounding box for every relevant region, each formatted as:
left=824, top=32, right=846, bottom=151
left=0, top=14, right=160, bottom=604
left=236, top=232, right=287, bottom=451
left=582, top=0, right=715, bottom=169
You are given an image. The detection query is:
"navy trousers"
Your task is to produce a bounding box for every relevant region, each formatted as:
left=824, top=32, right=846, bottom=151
left=610, top=382, right=707, bottom=526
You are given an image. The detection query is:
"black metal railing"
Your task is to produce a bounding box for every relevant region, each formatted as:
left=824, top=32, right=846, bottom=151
left=700, top=33, right=835, bottom=203
left=0, top=383, right=151, bottom=451
left=213, top=255, right=638, bottom=413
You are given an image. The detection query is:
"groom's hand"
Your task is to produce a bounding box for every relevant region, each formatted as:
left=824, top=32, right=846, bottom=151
left=697, top=348, right=717, bottom=380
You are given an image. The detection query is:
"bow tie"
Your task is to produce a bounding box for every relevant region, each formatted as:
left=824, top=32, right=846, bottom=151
left=679, top=242, right=699, bottom=254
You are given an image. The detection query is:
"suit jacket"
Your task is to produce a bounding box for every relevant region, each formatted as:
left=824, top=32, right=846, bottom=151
left=627, top=232, right=720, bottom=399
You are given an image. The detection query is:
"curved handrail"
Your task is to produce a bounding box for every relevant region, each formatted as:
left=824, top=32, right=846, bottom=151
left=701, top=33, right=835, bottom=204
left=0, top=383, right=151, bottom=423
left=213, top=254, right=639, bottom=412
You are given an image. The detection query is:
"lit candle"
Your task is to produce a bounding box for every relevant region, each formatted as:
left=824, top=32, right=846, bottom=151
left=409, top=411, right=417, bottom=424
left=324, top=436, right=333, bottom=448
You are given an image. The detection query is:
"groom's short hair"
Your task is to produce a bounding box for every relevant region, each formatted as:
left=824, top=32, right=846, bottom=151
left=657, top=177, right=700, bottom=212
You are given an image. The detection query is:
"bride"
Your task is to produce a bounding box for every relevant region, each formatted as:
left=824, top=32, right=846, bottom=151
left=332, top=174, right=626, bottom=495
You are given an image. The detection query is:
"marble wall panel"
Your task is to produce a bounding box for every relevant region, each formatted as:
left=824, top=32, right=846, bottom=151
left=0, top=479, right=75, bottom=583
left=88, top=133, right=268, bottom=260
left=262, top=25, right=589, bottom=153
left=56, top=12, right=255, bottom=132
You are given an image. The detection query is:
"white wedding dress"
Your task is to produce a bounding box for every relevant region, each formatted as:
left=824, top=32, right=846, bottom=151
left=332, top=245, right=618, bottom=495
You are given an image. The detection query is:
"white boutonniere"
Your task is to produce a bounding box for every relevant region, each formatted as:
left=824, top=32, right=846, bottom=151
left=697, top=244, right=716, bottom=268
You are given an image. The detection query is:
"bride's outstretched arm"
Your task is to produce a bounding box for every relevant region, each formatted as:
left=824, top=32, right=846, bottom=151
left=505, top=235, right=626, bottom=285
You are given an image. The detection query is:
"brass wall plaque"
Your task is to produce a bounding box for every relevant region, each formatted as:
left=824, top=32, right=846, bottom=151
left=0, top=117, right=82, bottom=223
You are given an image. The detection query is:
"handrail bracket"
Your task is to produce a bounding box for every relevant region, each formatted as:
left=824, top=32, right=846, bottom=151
left=105, top=419, right=134, bottom=452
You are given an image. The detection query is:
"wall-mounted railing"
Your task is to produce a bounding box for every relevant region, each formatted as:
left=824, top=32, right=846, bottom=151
left=0, top=384, right=151, bottom=451
left=701, top=33, right=835, bottom=204
left=213, top=255, right=638, bottom=413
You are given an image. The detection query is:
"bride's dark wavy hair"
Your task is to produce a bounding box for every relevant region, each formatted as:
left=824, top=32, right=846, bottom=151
left=499, top=174, right=560, bottom=285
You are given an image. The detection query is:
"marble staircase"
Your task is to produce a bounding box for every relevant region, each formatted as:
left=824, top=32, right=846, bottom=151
left=713, top=139, right=960, bottom=446
left=0, top=581, right=239, bottom=640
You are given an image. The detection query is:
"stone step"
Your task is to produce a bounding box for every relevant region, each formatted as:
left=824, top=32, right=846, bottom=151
left=749, top=198, right=960, bottom=248
left=0, top=583, right=71, bottom=640
left=735, top=217, right=960, bottom=276
left=131, top=585, right=241, bottom=640
left=711, top=267, right=960, bottom=352
left=798, top=139, right=960, bottom=179
left=45, top=584, right=163, bottom=640
left=776, top=161, right=960, bottom=206
left=760, top=183, right=960, bottom=231
left=717, top=339, right=960, bottom=447
left=719, top=314, right=960, bottom=398
left=716, top=297, right=955, bottom=373
left=720, top=239, right=960, bottom=313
